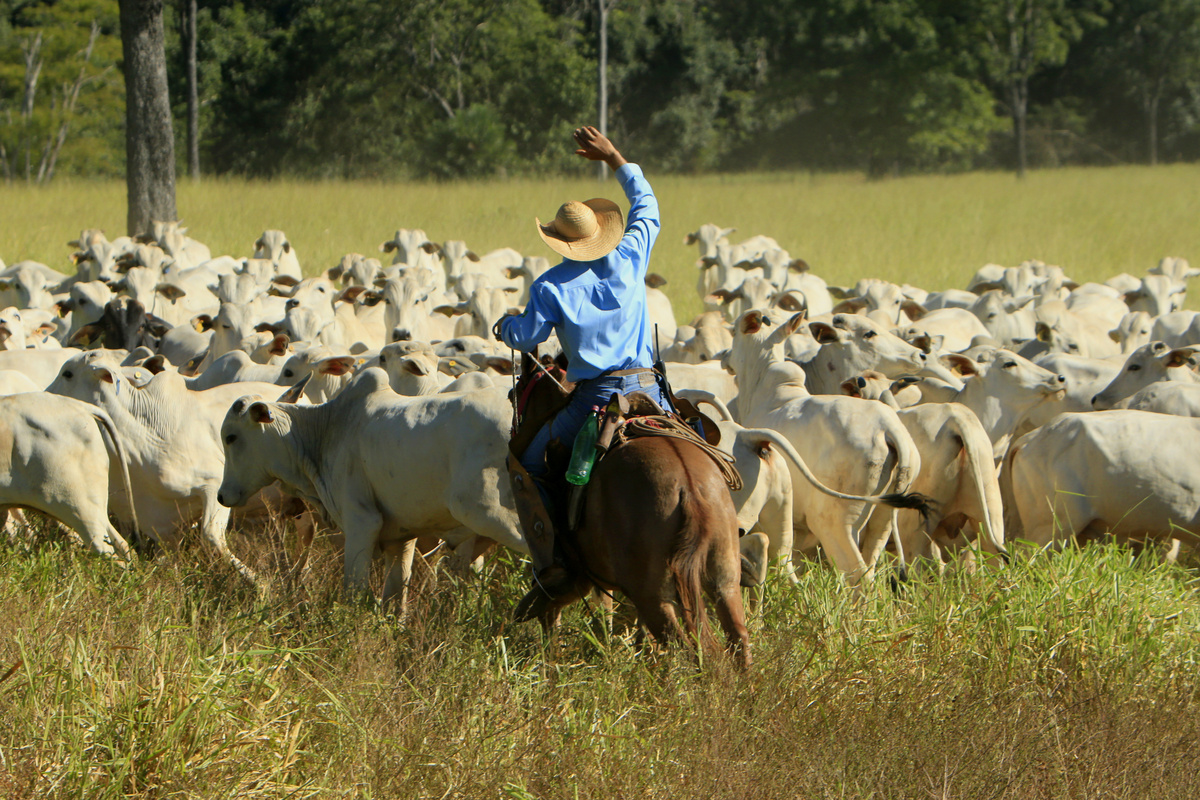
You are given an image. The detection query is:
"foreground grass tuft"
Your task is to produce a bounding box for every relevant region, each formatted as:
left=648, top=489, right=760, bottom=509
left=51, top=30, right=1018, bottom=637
left=2, top=523, right=1199, bottom=799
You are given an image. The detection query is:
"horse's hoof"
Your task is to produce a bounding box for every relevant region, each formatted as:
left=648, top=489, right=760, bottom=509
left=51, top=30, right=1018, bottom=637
left=513, top=588, right=552, bottom=623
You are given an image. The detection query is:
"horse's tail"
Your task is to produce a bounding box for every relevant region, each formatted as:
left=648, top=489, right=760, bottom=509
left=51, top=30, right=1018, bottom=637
left=669, top=486, right=719, bottom=657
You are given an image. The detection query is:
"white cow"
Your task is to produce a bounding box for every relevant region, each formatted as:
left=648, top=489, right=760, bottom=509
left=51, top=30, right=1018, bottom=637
left=47, top=350, right=306, bottom=582
left=941, top=349, right=1066, bottom=461
left=254, top=230, right=302, bottom=282
left=0, top=392, right=138, bottom=559
left=1090, top=342, right=1199, bottom=410
left=804, top=313, right=964, bottom=395
left=0, top=348, right=82, bottom=389
left=841, top=372, right=1007, bottom=568
left=727, top=309, right=928, bottom=585
left=1120, top=382, right=1200, bottom=417
left=1007, top=411, right=1200, bottom=551
left=217, top=368, right=526, bottom=599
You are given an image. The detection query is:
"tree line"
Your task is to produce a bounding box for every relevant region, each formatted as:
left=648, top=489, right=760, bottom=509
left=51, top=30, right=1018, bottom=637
left=2, top=0, right=1200, bottom=183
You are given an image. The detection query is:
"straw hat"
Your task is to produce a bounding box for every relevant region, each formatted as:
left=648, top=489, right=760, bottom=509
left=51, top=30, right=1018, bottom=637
left=536, top=198, right=624, bottom=261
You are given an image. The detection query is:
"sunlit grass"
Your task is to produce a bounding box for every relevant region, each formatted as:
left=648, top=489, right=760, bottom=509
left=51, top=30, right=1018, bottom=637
left=1, top=520, right=1199, bottom=798
left=4, top=164, right=1199, bottom=320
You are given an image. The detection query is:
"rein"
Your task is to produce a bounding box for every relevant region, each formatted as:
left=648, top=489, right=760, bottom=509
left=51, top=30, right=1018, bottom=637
left=511, top=356, right=570, bottom=435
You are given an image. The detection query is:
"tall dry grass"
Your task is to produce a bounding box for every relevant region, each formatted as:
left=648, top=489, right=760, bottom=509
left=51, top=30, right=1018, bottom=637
left=3, top=165, right=1199, bottom=319
left=1, top=519, right=1199, bottom=799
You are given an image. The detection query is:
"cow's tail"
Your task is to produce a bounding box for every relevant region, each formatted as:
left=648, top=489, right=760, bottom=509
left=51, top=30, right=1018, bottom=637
left=736, top=427, right=934, bottom=521
left=948, top=407, right=1008, bottom=557
left=669, top=486, right=718, bottom=657
left=91, top=409, right=142, bottom=547
left=998, top=436, right=1023, bottom=550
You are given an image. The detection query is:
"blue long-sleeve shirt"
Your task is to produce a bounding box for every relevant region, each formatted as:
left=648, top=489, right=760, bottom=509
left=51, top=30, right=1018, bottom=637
left=499, top=163, right=660, bottom=383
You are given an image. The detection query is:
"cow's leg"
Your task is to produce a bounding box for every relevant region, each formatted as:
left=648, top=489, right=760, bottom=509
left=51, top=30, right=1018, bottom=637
left=200, top=496, right=257, bottom=585
left=381, top=539, right=418, bottom=620
left=2, top=508, right=28, bottom=540
left=286, top=508, right=319, bottom=588
left=758, top=492, right=799, bottom=583
left=817, top=514, right=872, bottom=589
left=341, top=507, right=384, bottom=601
left=1165, top=538, right=1183, bottom=564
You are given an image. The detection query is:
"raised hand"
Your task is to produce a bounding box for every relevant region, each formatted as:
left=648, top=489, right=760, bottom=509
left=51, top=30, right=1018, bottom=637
left=573, top=126, right=627, bottom=170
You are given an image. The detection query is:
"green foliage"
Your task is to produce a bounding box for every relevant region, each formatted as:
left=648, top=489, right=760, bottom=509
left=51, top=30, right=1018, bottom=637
left=0, top=0, right=124, bottom=181
left=3, top=0, right=1200, bottom=180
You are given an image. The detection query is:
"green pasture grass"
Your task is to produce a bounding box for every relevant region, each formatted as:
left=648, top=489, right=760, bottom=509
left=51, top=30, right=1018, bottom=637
left=3, top=165, right=1199, bottom=321
left=2, top=520, right=1199, bottom=799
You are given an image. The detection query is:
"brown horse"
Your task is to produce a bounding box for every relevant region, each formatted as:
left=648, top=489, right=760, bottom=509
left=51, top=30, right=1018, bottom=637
left=510, top=352, right=750, bottom=669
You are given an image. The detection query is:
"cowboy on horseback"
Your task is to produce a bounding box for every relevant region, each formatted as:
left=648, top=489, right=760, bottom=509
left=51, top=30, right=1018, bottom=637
left=494, top=125, right=673, bottom=605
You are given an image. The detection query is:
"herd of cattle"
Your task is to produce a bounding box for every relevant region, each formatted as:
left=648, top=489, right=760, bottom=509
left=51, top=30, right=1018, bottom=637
left=0, top=220, right=1197, bottom=611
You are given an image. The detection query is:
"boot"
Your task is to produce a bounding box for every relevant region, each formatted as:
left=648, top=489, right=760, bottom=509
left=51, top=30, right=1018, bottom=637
left=507, top=454, right=574, bottom=621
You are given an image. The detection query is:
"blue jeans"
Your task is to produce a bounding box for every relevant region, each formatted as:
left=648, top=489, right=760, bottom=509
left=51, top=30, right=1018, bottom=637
left=520, top=370, right=672, bottom=480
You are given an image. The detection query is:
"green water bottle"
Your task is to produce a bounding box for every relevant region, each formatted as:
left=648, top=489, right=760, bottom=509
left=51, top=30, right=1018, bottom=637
left=565, top=407, right=602, bottom=486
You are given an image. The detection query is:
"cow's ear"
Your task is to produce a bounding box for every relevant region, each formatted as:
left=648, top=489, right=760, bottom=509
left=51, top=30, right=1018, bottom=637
left=943, top=354, right=978, bottom=376
left=249, top=401, right=275, bottom=423
left=335, top=285, right=368, bottom=304
left=1035, top=321, right=1053, bottom=342
left=783, top=311, right=807, bottom=336
left=402, top=358, right=429, bottom=376
left=433, top=304, right=467, bottom=317
left=645, top=273, right=668, bottom=289
left=69, top=323, right=103, bottom=347
left=192, top=314, right=214, bottom=332
left=270, top=333, right=290, bottom=356
left=832, top=297, right=867, bottom=314
left=318, top=356, right=356, bottom=376
left=1165, top=347, right=1198, bottom=369
left=774, top=291, right=805, bottom=313
left=143, top=354, right=168, bottom=374
left=1108, top=328, right=1122, bottom=343
left=840, top=377, right=863, bottom=397
left=684, top=232, right=698, bottom=245
left=740, top=309, right=765, bottom=335
left=810, top=322, right=838, bottom=344
left=484, top=355, right=514, bottom=375
left=156, top=283, right=187, bottom=301
left=901, top=300, right=927, bottom=321
left=705, top=289, right=740, bottom=306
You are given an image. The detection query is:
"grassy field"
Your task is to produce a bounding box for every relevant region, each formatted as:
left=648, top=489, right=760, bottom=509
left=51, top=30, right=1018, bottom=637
left=1, top=526, right=1198, bottom=799
left=3, top=165, right=1200, bottom=797
left=3, top=165, right=1199, bottom=320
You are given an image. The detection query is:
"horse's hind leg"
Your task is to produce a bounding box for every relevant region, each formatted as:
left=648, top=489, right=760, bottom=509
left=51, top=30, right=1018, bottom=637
left=712, top=584, right=751, bottom=670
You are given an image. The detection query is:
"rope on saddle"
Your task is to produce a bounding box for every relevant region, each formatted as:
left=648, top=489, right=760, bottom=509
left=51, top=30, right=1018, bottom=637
left=616, top=414, right=743, bottom=492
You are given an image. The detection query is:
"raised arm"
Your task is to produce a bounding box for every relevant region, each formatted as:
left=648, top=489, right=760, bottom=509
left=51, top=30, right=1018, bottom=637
left=573, top=126, right=626, bottom=171
left=574, top=126, right=659, bottom=268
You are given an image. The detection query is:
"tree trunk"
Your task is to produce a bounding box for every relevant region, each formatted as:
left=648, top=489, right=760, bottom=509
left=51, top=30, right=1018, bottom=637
left=1011, top=80, right=1028, bottom=179
left=119, top=0, right=177, bottom=237
left=597, top=0, right=608, bottom=181
left=1147, top=92, right=1160, bottom=166
left=186, top=0, right=199, bottom=180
